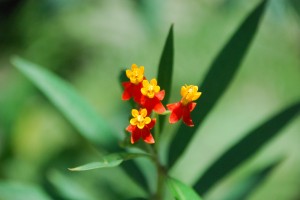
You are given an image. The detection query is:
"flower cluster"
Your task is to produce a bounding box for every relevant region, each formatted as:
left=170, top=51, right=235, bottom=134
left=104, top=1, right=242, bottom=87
left=122, top=64, right=202, bottom=144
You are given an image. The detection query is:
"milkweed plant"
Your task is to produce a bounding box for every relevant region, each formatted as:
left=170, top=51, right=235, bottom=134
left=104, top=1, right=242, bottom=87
left=10, top=1, right=300, bottom=199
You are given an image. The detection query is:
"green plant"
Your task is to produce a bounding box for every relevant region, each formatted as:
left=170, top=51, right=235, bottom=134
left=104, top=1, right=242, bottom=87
left=7, top=0, right=300, bottom=199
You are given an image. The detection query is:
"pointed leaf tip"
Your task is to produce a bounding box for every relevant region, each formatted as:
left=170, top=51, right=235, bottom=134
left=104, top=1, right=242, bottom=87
left=167, top=177, right=202, bottom=200
left=168, top=0, right=269, bottom=168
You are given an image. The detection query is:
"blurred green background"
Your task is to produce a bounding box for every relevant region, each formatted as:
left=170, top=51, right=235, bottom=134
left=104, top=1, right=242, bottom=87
left=0, top=0, right=300, bottom=199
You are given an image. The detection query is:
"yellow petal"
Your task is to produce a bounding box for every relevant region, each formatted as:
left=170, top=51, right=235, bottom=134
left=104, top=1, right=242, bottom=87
left=140, top=109, right=148, bottom=117
left=150, top=79, right=157, bottom=86
left=137, top=123, right=144, bottom=129
left=137, top=76, right=143, bottom=82
left=132, top=109, right=139, bottom=117
left=144, top=117, right=151, bottom=124
left=126, top=69, right=132, bottom=79
left=193, top=86, right=198, bottom=92
left=141, top=88, right=148, bottom=96
left=181, top=85, right=188, bottom=97
left=142, top=80, right=149, bottom=87
left=154, top=85, right=160, bottom=93
left=130, top=118, right=137, bottom=125
left=139, top=66, right=144, bottom=74
left=131, top=64, right=138, bottom=70
left=148, top=92, right=155, bottom=98
left=192, top=92, right=202, bottom=101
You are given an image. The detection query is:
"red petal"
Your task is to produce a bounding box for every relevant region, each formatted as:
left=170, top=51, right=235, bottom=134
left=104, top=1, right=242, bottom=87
left=155, top=90, right=165, bottom=101
left=153, top=101, right=166, bottom=114
left=126, top=124, right=135, bottom=133
left=141, top=128, right=155, bottom=144
left=182, top=107, right=194, bottom=127
left=143, top=133, right=155, bottom=144
left=169, top=103, right=183, bottom=124
left=121, top=82, right=143, bottom=103
left=122, top=82, right=131, bottom=87
left=188, top=102, right=197, bottom=112
left=122, top=90, right=131, bottom=100
left=167, top=102, right=180, bottom=111
left=147, top=118, right=156, bottom=129
left=131, top=128, right=141, bottom=144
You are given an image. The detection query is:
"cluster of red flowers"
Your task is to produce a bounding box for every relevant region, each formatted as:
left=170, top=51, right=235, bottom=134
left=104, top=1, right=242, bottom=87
left=122, top=64, right=202, bottom=144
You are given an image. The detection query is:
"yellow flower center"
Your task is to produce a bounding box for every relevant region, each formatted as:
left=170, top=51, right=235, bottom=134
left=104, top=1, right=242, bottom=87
left=141, top=79, right=160, bottom=98
left=130, top=108, right=151, bottom=129
left=126, top=64, right=144, bottom=85
left=180, top=84, right=202, bottom=105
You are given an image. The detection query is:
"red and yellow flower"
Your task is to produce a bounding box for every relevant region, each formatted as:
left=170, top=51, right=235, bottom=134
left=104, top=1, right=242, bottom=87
left=126, top=108, right=156, bottom=144
left=140, top=79, right=166, bottom=114
left=122, top=64, right=202, bottom=144
left=167, top=85, right=201, bottom=127
left=122, top=64, right=145, bottom=103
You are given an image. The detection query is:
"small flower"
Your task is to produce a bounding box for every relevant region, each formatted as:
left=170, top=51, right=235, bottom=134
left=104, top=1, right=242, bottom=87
left=141, top=79, right=160, bottom=98
left=167, top=85, right=202, bottom=127
left=126, top=108, right=156, bottom=144
left=122, top=64, right=145, bottom=102
left=140, top=79, right=166, bottom=114
left=126, top=64, right=144, bottom=85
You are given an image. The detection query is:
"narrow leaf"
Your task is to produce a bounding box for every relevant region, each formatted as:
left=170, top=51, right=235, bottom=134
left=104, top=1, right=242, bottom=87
left=12, top=57, right=150, bottom=192
left=0, top=181, right=51, bottom=200
left=69, top=161, right=123, bottom=171
left=222, top=159, right=282, bottom=200
left=194, top=102, right=300, bottom=195
left=167, top=177, right=202, bottom=200
left=48, top=170, right=95, bottom=200
left=157, top=25, right=174, bottom=132
left=168, top=0, right=268, bottom=167
left=157, top=24, right=174, bottom=105
left=69, top=153, right=150, bottom=171
left=12, top=56, right=117, bottom=151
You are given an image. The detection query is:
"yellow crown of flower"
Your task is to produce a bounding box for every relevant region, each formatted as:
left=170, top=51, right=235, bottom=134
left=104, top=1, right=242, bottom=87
left=180, top=85, right=201, bottom=105
left=126, top=64, right=144, bottom=85
left=141, top=79, right=160, bottom=98
left=130, top=109, right=151, bottom=129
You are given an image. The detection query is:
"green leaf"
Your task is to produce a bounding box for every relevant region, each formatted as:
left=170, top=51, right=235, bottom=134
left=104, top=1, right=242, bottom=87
left=193, top=102, right=300, bottom=195
left=12, top=56, right=117, bottom=151
left=157, top=25, right=174, bottom=132
left=69, top=153, right=150, bottom=171
left=222, top=159, right=282, bottom=200
left=167, top=177, right=202, bottom=200
left=12, top=57, right=150, bottom=192
left=48, top=170, right=95, bottom=200
left=0, top=181, right=51, bottom=200
left=157, top=24, right=174, bottom=105
left=168, top=0, right=269, bottom=167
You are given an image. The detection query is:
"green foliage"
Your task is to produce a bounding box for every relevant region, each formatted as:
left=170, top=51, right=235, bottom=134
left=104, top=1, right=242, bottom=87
left=12, top=56, right=149, bottom=193
left=193, top=102, right=300, bottom=195
left=48, top=170, right=96, bottom=200
left=167, top=177, right=202, bottom=200
left=168, top=0, right=269, bottom=167
left=7, top=0, right=300, bottom=199
left=157, top=25, right=174, bottom=132
left=221, top=159, right=282, bottom=200
left=157, top=24, right=174, bottom=105
left=12, top=56, right=117, bottom=151
left=69, top=153, right=151, bottom=171
left=0, top=181, right=51, bottom=200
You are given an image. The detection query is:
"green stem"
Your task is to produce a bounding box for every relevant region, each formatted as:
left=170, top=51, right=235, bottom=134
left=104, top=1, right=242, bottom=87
left=154, top=113, right=160, bottom=152
left=155, top=162, right=166, bottom=200
left=149, top=113, right=166, bottom=200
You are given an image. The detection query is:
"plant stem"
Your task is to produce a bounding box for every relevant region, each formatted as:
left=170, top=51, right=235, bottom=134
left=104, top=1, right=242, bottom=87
left=156, top=161, right=166, bottom=200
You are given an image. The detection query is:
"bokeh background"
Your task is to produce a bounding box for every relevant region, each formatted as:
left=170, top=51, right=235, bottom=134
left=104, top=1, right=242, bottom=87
left=0, top=0, right=300, bottom=199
